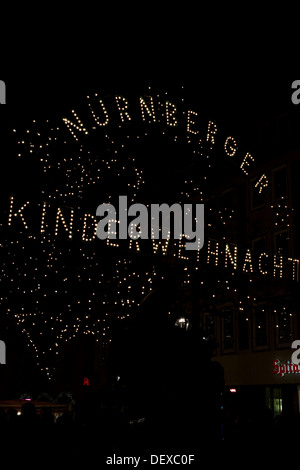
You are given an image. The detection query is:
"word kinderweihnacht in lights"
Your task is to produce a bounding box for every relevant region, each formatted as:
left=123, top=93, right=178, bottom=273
left=7, top=194, right=299, bottom=282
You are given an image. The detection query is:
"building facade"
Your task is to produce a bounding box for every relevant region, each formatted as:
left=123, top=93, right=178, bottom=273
left=202, top=110, right=300, bottom=419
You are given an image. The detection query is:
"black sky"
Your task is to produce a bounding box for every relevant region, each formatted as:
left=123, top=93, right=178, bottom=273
left=0, top=49, right=296, bottom=191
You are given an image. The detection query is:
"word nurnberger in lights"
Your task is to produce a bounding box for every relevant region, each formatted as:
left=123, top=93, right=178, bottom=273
left=60, top=93, right=269, bottom=197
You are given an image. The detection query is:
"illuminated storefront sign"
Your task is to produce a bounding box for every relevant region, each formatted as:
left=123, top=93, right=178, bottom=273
left=273, top=359, right=300, bottom=377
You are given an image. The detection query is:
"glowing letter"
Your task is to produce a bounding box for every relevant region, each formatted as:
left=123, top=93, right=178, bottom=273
left=240, top=153, right=255, bottom=175
left=82, top=213, right=98, bottom=242
left=166, top=101, right=178, bottom=127
left=62, top=110, right=89, bottom=141
left=8, top=196, right=29, bottom=230
left=140, top=96, right=156, bottom=122
left=115, top=96, right=131, bottom=123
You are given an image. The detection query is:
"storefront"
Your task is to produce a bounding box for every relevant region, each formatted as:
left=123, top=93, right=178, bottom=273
left=0, top=398, right=68, bottom=421
left=215, top=348, right=300, bottom=418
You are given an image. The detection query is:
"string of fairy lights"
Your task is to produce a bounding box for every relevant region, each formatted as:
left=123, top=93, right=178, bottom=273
left=0, top=85, right=296, bottom=381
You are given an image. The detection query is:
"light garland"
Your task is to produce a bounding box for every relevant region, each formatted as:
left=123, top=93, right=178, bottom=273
left=115, top=96, right=132, bottom=123
left=224, top=136, right=238, bottom=157
left=3, top=85, right=297, bottom=383
left=88, top=94, right=110, bottom=127
left=62, top=110, right=89, bottom=141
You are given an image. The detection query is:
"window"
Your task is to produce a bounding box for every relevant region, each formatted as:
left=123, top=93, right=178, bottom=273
left=274, top=230, right=290, bottom=258
left=272, top=165, right=287, bottom=201
left=253, top=304, right=268, bottom=350
left=203, top=312, right=216, bottom=343
left=273, top=388, right=283, bottom=416
left=265, top=387, right=283, bottom=417
left=238, top=309, right=249, bottom=350
left=222, top=307, right=235, bottom=353
left=252, top=236, right=267, bottom=255
left=175, top=317, right=190, bottom=331
left=274, top=305, right=293, bottom=347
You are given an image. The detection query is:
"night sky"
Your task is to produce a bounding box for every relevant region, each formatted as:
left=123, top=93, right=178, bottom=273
left=0, top=63, right=296, bottom=372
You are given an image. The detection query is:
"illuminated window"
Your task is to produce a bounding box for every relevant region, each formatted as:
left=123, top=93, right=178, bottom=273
left=273, top=388, right=283, bottom=416
left=253, top=304, right=268, bottom=350
left=265, top=387, right=283, bottom=417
